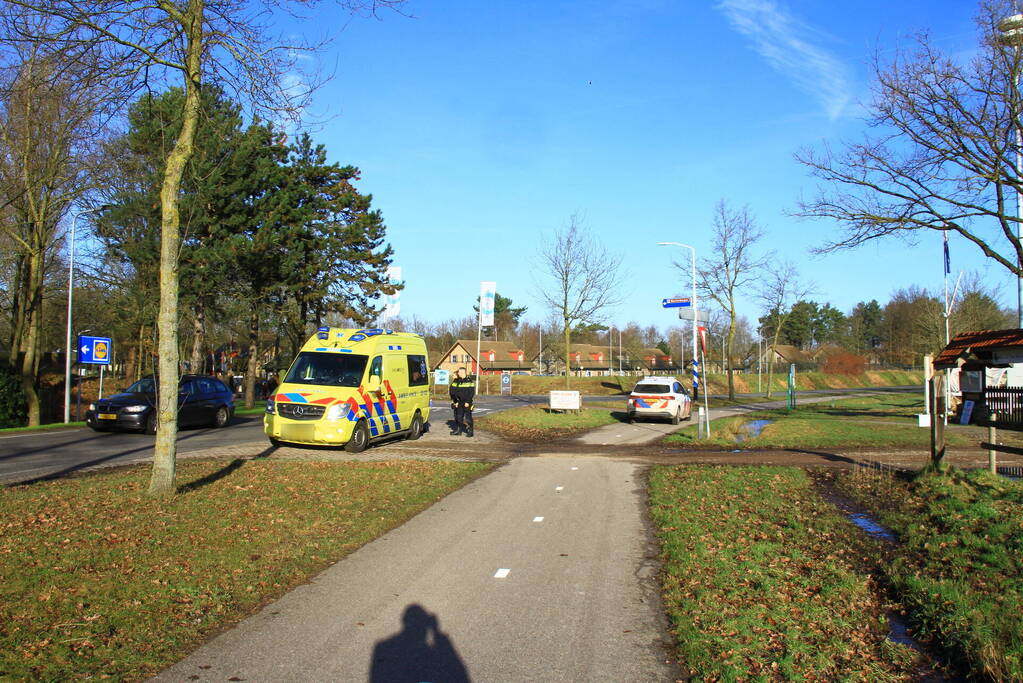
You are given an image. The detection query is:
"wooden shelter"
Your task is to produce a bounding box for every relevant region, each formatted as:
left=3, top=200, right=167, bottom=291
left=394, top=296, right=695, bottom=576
left=932, top=328, right=1023, bottom=471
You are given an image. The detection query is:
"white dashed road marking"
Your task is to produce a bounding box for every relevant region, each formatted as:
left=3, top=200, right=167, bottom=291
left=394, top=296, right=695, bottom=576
left=555, top=486, right=563, bottom=492
left=494, top=568, right=510, bottom=578
left=533, top=517, right=544, bottom=522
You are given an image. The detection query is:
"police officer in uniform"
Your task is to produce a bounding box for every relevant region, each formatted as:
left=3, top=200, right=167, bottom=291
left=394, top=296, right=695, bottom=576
left=449, top=367, right=476, bottom=437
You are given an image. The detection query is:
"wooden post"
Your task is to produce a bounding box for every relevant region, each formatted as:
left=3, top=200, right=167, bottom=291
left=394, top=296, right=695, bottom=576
left=930, top=374, right=946, bottom=467
left=989, top=413, right=997, bottom=475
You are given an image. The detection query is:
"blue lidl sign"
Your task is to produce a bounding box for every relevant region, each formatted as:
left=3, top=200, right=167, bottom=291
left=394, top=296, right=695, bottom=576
left=78, top=335, right=112, bottom=365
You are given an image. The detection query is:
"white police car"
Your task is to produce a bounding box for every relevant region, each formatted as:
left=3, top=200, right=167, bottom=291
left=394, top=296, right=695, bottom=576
left=627, top=376, right=692, bottom=425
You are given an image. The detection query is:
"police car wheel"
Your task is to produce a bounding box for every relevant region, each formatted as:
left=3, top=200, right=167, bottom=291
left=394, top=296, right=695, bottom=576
left=671, top=409, right=680, bottom=425
left=406, top=412, right=424, bottom=440
left=345, top=420, right=369, bottom=453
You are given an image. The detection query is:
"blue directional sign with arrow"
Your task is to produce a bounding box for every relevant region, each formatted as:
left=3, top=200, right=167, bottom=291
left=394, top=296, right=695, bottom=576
left=78, top=335, right=112, bottom=365
left=661, top=297, right=692, bottom=308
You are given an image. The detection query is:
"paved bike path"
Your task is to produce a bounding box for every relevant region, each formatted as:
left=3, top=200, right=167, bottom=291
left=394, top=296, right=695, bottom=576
left=153, top=456, right=678, bottom=682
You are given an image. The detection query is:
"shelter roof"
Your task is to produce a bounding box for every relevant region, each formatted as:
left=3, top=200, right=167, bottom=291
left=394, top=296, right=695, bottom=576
left=933, top=328, right=1023, bottom=369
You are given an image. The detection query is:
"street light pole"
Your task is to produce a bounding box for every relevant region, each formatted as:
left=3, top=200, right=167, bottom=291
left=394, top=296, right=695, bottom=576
left=998, top=12, right=1023, bottom=326
left=64, top=206, right=106, bottom=423
left=657, top=242, right=698, bottom=396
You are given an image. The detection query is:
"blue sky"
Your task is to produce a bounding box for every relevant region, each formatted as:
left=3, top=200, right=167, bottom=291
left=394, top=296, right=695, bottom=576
left=294, top=0, right=1007, bottom=330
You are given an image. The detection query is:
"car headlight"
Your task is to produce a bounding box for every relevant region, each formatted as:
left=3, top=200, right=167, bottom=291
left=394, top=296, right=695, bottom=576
left=88, top=403, right=96, bottom=411
left=325, top=404, right=344, bottom=421
left=123, top=405, right=148, bottom=413
left=265, top=398, right=275, bottom=415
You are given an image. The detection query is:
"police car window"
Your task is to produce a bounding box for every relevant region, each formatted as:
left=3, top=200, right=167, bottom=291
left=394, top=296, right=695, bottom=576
left=407, top=354, right=428, bottom=386
left=673, top=382, right=682, bottom=393
left=634, top=383, right=670, bottom=394
left=284, top=352, right=368, bottom=387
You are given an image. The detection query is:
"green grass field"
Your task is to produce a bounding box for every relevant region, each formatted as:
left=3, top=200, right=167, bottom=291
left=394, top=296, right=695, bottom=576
left=649, top=466, right=923, bottom=680
left=475, top=403, right=621, bottom=440
left=465, top=370, right=923, bottom=397
left=837, top=468, right=1023, bottom=680
left=665, top=392, right=997, bottom=449
left=0, top=459, right=493, bottom=681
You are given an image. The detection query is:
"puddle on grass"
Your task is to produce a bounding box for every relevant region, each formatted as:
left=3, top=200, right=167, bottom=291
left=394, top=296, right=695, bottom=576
left=887, top=613, right=954, bottom=681
left=887, top=613, right=920, bottom=649
left=848, top=513, right=898, bottom=543
left=734, top=419, right=772, bottom=443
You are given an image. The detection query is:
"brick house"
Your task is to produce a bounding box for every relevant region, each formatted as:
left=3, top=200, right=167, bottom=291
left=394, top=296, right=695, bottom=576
left=434, top=339, right=532, bottom=376
left=532, top=343, right=613, bottom=376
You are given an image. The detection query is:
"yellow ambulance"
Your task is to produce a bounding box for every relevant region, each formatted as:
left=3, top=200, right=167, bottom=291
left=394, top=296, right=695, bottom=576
left=264, top=327, right=431, bottom=451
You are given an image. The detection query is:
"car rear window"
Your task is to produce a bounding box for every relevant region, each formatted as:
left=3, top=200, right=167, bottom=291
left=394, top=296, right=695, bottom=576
left=633, top=384, right=670, bottom=394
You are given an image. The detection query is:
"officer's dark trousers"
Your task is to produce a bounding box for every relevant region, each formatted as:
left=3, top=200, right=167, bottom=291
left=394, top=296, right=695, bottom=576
left=453, top=403, right=473, bottom=432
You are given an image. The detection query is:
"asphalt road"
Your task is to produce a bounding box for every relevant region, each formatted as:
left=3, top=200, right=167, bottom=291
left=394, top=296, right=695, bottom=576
left=1, top=387, right=917, bottom=485
left=153, top=456, right=679, bottom=682
left=0, top=394, right=545, bottom=484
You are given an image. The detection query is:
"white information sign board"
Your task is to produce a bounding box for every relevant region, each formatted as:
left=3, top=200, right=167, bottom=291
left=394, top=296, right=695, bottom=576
left=549, top=390, right=581, bottom=411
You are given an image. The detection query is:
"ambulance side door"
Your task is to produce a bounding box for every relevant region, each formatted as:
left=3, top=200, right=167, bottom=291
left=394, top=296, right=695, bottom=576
left=386, top=353, right=413, bottom=427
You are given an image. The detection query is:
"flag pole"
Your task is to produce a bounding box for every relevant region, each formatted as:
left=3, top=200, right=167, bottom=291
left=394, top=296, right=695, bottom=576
left=943, top=232, right=951, bottom=425
left=476, top=282, right=496, bottom=392
left=475, top=311, right=482, bottom=393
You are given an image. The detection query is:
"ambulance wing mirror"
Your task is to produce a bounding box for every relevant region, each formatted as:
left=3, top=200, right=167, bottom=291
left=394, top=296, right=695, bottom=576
left=366, top=375, right=382, bottom=394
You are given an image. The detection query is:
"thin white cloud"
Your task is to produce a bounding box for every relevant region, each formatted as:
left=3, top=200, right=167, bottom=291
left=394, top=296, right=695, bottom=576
left=717, top=0, right=851, bottom=120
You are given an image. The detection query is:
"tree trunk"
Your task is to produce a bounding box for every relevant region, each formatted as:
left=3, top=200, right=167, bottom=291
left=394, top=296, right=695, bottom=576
left=125, top=343, right=137, bottom=385
left=244, top=307, right=259, bottom=409
left=148, top=9, right=204, bottom=497
left=726, top=308, right=737, bottom=401
left=7, top=253, right=27, bottom=370
left=190, top=306, right=204, bottom=373
left=563, top=321, right=571, bottom=389
left=18, top=248, right=44, bottom=426
left=766, top=327, right=784, bottom=399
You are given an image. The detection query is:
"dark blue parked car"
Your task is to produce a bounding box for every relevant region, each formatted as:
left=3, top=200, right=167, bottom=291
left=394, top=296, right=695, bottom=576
left=86, top=374, right=235, bottom=434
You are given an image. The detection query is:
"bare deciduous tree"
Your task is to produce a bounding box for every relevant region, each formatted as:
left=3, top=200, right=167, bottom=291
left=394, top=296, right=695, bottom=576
left=0, top=39, right=107, bottom=425
left=3, top=0, right=404, bottom=494
left=757, top=260, right=814, bottom=398
left=688, top=201, right=767, bottom=400
left=797, top=1, right=1023, bottom=301
left=536, top=216, right=624, bottom=388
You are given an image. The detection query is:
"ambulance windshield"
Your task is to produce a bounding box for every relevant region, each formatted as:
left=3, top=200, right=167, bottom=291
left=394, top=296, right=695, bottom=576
left=284, top=352, right=368, bottom=388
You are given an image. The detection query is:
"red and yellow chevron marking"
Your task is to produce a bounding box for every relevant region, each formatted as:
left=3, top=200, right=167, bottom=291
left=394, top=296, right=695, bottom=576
left=632, top=395, right=672, bottom=409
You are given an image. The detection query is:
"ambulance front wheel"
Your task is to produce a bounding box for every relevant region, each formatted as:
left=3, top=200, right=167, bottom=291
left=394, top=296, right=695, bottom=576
left=406, top=411, right=424, bottom=440
left=345, top=420, right=369, bottom=453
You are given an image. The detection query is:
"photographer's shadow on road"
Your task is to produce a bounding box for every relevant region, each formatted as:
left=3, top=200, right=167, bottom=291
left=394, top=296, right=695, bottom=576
left=369, top=604, right=470, bottom=683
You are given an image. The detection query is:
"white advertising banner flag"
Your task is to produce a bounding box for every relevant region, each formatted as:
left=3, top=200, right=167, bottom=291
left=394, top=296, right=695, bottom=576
left=479, top=281, right=496, bottom=327
left=382, top=266, right=402, bottom=320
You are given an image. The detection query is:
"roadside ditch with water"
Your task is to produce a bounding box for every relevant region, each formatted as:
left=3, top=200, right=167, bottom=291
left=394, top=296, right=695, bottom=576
left=810, top=471, right=958, bottom=682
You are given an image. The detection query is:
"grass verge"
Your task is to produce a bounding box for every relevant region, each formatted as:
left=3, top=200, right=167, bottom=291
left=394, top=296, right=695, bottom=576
left=0, top=422, right=85, bottom=434
left=649, top=465, right=922, bottom=680
left=836, top=467, right=1023, bottom=680
left=665, top=393, right=1000, bottom=449
left=476, top=404, right=621, bottom=440
left=0, top=458, right=494, bottom=681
